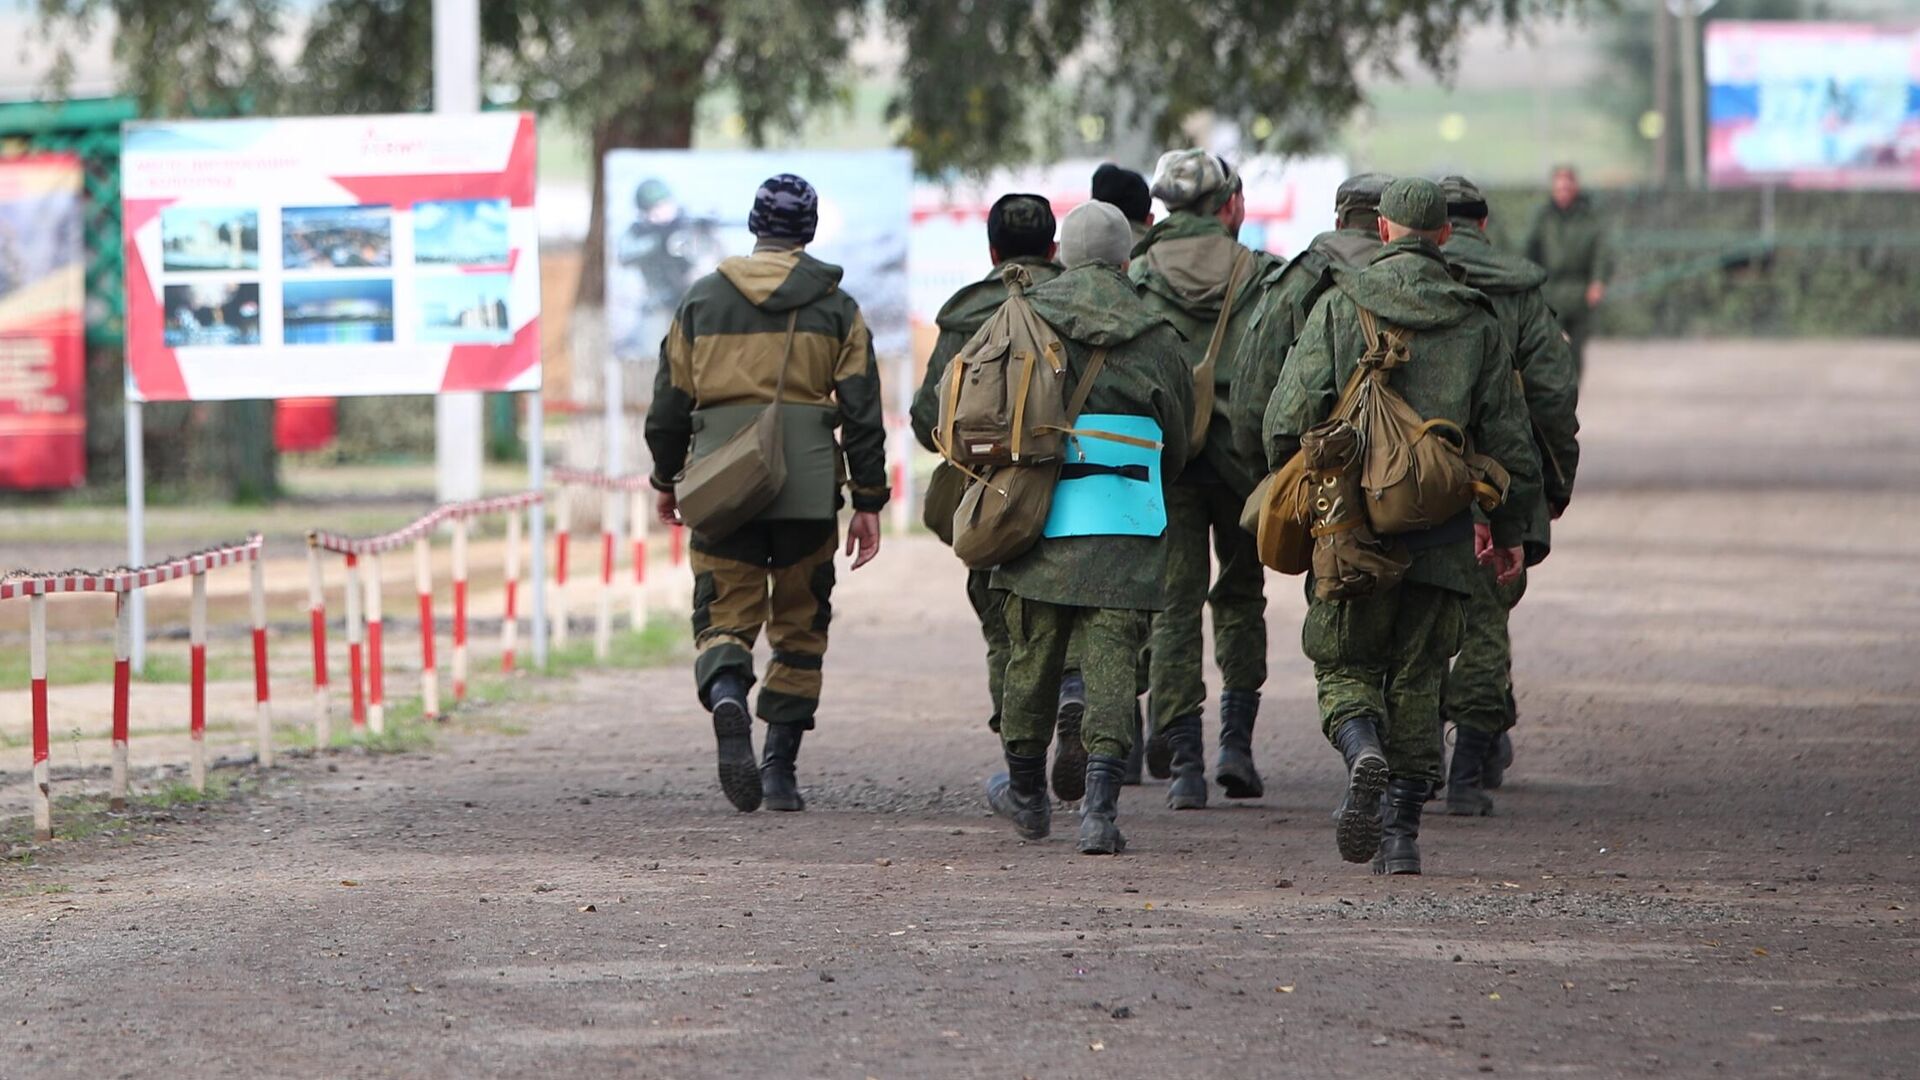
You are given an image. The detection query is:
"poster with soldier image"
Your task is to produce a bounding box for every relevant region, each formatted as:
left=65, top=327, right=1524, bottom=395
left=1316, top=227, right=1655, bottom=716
left=603, top=150, right=913, bottom=368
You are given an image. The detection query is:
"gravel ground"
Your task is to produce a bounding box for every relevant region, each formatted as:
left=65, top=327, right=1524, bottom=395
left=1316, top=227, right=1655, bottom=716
left=1, top=341, right=1917, bottom=1079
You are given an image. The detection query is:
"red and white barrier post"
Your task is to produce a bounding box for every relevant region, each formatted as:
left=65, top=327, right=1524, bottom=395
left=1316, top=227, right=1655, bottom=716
left=111, top=592, right=132, bottom=810
left=452, top=517, right=470, bottom=700
left=250, top=557, right=273, bottom=768
left=189, top=569, right=208, bottom=792
left=552, top=486, right=572, bottom=648
left=29, top=593, right=50, bottom=840
left=628, top=488, right=649, bottom=631
left=307, top=545, right=331, bottom=748
left=365, top=552, right=386, bottom=735
left=502, top=507, right=522, bottom=674
left=414, top=537, right=439, bottom=720
left=595, top=489, right=616, bottom=660
left=345, top=553, right=365, bottom=732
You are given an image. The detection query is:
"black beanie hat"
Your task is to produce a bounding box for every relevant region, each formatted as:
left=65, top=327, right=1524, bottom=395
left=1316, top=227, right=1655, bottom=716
left=1090, top=163, right=1151, bottom=225
left=986, top=193, right=1056, bottom=259
left=747, top=173, right=818, bottom=244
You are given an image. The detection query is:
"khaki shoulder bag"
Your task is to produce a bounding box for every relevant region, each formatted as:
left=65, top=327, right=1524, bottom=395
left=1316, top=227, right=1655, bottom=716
left=1187, top=247, right=1253, bottom=455
left=673, top=311, right=799, bottom=541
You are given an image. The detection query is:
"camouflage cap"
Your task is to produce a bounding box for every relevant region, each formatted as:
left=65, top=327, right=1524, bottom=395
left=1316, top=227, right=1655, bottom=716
left=1440, top=175, right=1489, bottom=219
left=1379, top=177, right=1448, bottom=231
left=1150, top=149, right=1240, bottom=213
left=1335, top=172, right=1392, bottom=215
left=987, top=193, right=1057, bottom=255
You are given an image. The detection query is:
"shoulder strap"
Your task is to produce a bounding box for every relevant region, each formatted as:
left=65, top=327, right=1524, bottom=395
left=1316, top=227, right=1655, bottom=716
left=1188, top=247, right=1254, bottom=449
left=1065, top=347, right=1109, bottom=422
left=763, top=311, right=800, bottom=434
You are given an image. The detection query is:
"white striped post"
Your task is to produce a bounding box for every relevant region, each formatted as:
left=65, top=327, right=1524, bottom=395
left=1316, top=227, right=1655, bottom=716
left=345, top=553, right=365, bottom=733
left=364, top=551, right=386, bottom=735
left=595, top=489, right=615, bottom=660
left=307, top=545, right=331, bottom=749
left=452, top=517, right=470, bottom=700
left=628, top=488, right=649, bottom=631
left=552, top=486, right=572, bottom=648
left=249, top=557, right=273, bottom=769
left=111, top=591, right=132, bottom=810
left=415, top=537, right=440, bottom=721
left=29, top=593, right=51, bottom=840
left=501, top=507, right=522, bottom=674
left=189, top=570, right=208, bottom=793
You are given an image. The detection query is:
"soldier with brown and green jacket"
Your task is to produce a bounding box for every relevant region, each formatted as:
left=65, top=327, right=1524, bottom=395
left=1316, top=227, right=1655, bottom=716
left=1440, top=175, right=1581, bottom=816
left=646, top=174, right=889, bottom=815
left=1524, top=164, right=1613, bottom=377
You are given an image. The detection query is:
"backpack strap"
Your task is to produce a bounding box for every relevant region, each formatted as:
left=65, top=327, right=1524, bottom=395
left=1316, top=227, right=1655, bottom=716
left=1041, top=346, right=1162, bottom=452
left=1189, top=247, right=1255, bottom=451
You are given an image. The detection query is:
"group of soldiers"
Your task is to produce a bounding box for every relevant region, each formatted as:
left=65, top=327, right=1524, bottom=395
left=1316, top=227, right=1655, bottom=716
left=645, top=160, right=1608, bottom=875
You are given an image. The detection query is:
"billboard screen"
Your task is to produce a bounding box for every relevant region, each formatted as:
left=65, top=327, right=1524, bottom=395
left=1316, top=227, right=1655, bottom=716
left=0, top=154, right=86, bottom=490
left=122, top=113, right=541, bottom=401
left=1707, top=21, right=1920, bottom=188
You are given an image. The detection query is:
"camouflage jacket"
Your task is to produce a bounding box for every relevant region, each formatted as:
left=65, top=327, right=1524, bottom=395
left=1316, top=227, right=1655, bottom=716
left=1232, top=226, right=1385, bottom=473
left=1523, top=193, right=1614, bottom=322
left=644, top=248, right=889, bottom=514
left=909, top=255, right=1064, bottom=454
left=1264, top=236, right=1543, bottom=596
left=991, top=264, right=1194, bottom=611
left=1128, top=212, right=1286, bottom=496
left=1444, top=222, right=1581, bottom=563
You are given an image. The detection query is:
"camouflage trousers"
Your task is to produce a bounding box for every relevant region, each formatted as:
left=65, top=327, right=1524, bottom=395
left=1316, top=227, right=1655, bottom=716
left=689, top=520, right=836, bottom=730
left=1303, top=580, right=1464, bottom=784
left=1147, top=481, right=1267, bottom=732
left=1000, top=595, right=1149, bottom=761
left=1444, top=564, right=1528, bottom=737
left=965, top=568, right=1011, bottom=732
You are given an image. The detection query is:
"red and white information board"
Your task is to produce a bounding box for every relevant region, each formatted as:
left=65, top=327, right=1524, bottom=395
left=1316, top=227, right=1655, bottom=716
left=121, top=113, right=540, bottom=402
left=0, top=153, right=86, bottom=490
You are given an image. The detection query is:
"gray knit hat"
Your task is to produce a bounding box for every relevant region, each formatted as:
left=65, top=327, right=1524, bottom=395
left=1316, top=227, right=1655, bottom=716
left=1150, top=149, right=1240, bottom=214
left=1059, top=202, right=1132, bottom=269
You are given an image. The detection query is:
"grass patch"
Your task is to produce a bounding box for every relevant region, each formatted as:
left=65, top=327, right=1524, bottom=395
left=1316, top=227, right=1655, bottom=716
left=544, top=617, right=689, bottom=677
left=0, top=638, right=256, bottom=689
left=2, top=770, right=258, bottom=863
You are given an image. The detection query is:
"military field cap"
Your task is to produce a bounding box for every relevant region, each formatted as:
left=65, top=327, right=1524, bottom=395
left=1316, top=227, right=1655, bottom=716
left=1379, top=177, right=1448, bottom=231
left=1150, top=149, right=1240, bottom=213
left=1059, top=201, right=1133, bottom=269
left=987, top=193, right=1057, bottom=255
left=1440, top=175, right=1490, bottom=220
left=1335, top=172, right=1392, bottom=214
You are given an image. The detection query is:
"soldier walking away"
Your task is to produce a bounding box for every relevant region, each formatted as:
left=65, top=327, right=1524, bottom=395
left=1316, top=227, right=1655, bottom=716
left=1524, top=165, right=1613, bottom=378
left=911, top=195, right=1089, bottom=796
left=1265, top=178, right=1541, bottom=874
left=1091, top=163, right=1155, bottom=249
left=984, top=202, right=1193, bottom=855
left=1130, top=150, right=1286, bottom=810
left=646, top=174, right=889, bottom=814
left=1234, top=173, right=1391, bottom=495
left=1439, top=176, right=1581, bottom=816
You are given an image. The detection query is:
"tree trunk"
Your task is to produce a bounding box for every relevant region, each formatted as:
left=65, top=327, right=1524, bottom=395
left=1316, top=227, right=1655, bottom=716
left=219, top=400, right=280, bottom=504
left=575, top=104, right=698, bottom=308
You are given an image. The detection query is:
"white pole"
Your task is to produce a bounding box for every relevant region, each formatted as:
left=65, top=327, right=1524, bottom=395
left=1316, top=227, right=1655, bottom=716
left=552, top=484, right=572, bottom=650
left=415, top=537, right=440, bottom=720
left=365, top=551, right=386, bottom=735
left=29, top=594, right=50, bottom=841
left=307, top=547, right=331, bottom=749
left=433, top=0, right=485, bottom=502
left=451, top=518, right=470, bottom=697
left=111, top=592, right=131, bottom=809
left=595, top=488, right=614, bottom=661
left=502, top=507, right=522, bottom=671
left=529, top=392, right=549, bottom=669
left=189, top=571, right=207, bottom=793
left=250, top=557, right=273, bottom=769
left=628, top=488, right=648, bottom=630
left=125, top=398, right=146, bottom=673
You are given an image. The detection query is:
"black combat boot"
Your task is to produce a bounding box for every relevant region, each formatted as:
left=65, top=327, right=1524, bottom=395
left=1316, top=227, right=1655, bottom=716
left=1165, top=714, right=1208, bottom=810
left=1052, top=672, right=1088, bottom=802
left=707, top=673, right=762, bottom=813
left=1144, top=706, right=1172, bottom=780
left=1482, top=731, right=1515, bottom=790
left=1120, top=700, right=1145, bottom=785
left=1374, top=778, right=1434, bottom=875
left=985, top=750, right=1052, bottom=840
left=1445, top=725, right=1497, bottom=817
left=1077, top=754, right=1128, bottom=855
left=1215, top=689, right=1264, bottom=799
left=761, top=724, right=806, bottom=812
left=1331, top=714, right=1389, bottom=863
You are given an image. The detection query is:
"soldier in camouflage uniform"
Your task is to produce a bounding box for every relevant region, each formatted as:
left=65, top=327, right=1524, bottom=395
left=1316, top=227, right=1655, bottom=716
left=1129, top=149, right=1287, bottom=811
left=647, top=174, right=888, bottom=814
left=1264, top=178, right=1542, bottom=875
left=1439, top=176, right=1581, bottom=816
left=985, top=202, right=1193, bottom=855
left=910, top=194, right=1068, bottom=776
left=1524, top=165, right=1613, bottom=377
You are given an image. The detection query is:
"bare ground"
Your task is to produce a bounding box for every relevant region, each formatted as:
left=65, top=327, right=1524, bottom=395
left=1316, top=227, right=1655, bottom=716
left=2, top=341, right=1918, bottom=1079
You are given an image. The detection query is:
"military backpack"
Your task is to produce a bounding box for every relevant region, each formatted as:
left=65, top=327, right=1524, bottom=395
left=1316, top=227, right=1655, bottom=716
left=934, top=264, right=1072, bottom=468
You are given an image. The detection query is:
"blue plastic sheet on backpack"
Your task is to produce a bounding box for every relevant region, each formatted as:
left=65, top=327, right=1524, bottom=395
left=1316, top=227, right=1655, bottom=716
left=1041, top=413, right=1166, bottom=539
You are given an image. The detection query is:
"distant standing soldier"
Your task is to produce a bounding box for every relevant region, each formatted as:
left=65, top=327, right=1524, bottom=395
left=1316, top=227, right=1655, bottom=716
left=1092, top=163, right=1155, bottom=249
left=909, top=194, right=1066, bottom=771
left=1524, top=164, right=1612, bottom=376
left=1233, top=173, right=1391, bottom=477
left=984, top=201, right=1192, bottom=855
left=1439, top=176, right=1581, bottom=815
left=1264, top=178, right=1541, bottom=875
left=1130, top=150, right=1285, bottom=810
left=646, top=174, right=889, bottom=814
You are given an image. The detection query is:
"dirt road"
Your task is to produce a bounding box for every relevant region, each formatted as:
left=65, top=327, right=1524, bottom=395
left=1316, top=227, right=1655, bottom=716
left=3, top=342, right=1917, bottom=1079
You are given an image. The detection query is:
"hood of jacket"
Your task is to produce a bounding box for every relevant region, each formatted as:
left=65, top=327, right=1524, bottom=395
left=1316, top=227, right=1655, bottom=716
left=1311, top=227, right=1386, bottom=270
left=1130, top=212, right=1258, bottom=315
left=933, top=256, right=1063, bottom=333
left=716, top=248, right=843, bottom=312
left=1025, top=264, right=1172, bottom=347
left=1443, top=224, right=1548, bottom=294
left=1332, top=236, right=1491, bottom=331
